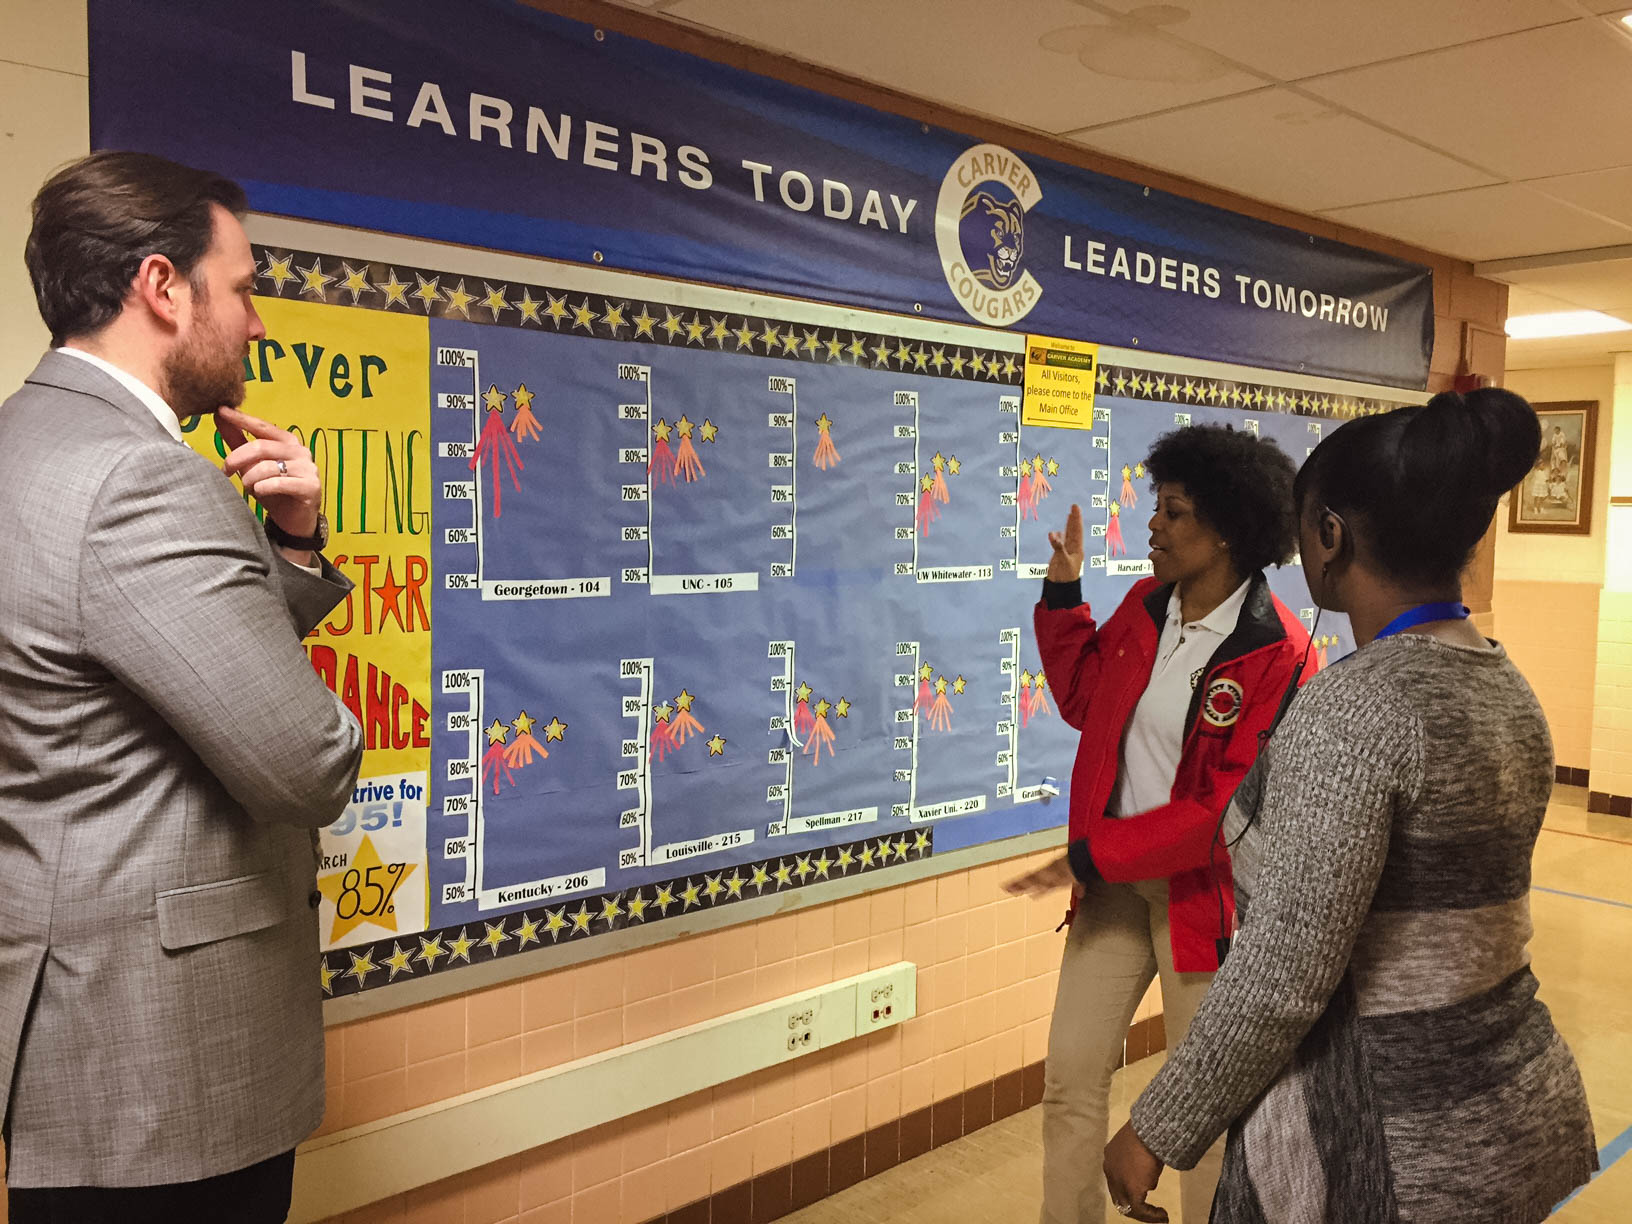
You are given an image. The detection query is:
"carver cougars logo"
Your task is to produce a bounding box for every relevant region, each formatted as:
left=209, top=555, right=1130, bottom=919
left=936, top=143, right=1043, bottom=326
left=1202, top=678, right=1244, bottom=729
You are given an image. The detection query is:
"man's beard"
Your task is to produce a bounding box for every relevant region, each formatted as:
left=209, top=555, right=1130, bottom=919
left=162, top=316, right=247, bottom=418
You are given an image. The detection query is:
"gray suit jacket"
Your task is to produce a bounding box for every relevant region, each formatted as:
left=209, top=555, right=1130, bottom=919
left=0, top=351, right=364, bottom=1186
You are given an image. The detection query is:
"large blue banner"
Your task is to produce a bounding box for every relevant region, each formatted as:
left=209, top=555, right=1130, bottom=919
left=88, top=0, right=1433, bottom=388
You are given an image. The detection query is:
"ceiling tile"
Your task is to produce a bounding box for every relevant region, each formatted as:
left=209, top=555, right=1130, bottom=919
left=1500, top=258, right=1632, bottom=311
left=1526, top=165, right=1632, bottom=229
left=1505, top=285, right=1582, bottom=315
left=1322, top=184, right=1632, bottom=261
left=662, top=0, right=1263, bottom=131
left=1071, top=87, right=1496, bottom=211
left=1082, top=0, right=1572, bottom=80
left=1303, top=21, right=1632, bottom=180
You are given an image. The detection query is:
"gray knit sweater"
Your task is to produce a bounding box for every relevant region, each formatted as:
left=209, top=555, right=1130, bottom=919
left=1131, top=633, right=1598, bottom=1223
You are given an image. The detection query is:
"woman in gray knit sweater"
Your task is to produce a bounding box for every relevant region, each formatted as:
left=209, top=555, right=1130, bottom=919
left=1103, top=388, right=1598, bottom=1223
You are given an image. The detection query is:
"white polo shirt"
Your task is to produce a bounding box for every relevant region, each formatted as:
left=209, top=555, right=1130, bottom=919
left=1112, top=579, right=1250, bottom=818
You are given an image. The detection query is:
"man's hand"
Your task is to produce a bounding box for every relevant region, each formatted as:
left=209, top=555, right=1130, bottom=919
left=1001, top=853, right=1084, bottom=900
left=1105, top=1121, right=1168, bottom=1222
left=1047, top=503, right=1085, bottom=584
left=218, top=406, right=322, bottom=565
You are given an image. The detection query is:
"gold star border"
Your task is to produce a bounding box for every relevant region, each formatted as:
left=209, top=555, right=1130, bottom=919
left=316, top=829, right=936, bottom=998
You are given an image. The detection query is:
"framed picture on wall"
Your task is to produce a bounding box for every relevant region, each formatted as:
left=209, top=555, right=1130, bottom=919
left=1509, top=400, right=1598, bottom=535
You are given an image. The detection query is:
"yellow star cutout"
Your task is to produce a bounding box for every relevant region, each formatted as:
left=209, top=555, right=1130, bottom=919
left=338, top=262, right=372, bottom=303
left=571, top=299, right=598, bottom=331
left=545, top=292, right=569, bottom=327
left=481, top=921, right=510, bottom=954
left=627, top=893, right=649, bottom=923
left=781, top=330, right=802, bottom=356
left=872, top=341, right=893, bottom=366
left=932, top=452, right=945, bottom=472
left=655, top=885, right=678, bottom=915
left=543, top=909, right=569, bottom=941
left=444, top=280, right=476, bottom=318
left=345, top=949, right=378, bottom=985
left=796, top=855, right=814, bottom=880
left=680, top=880, right=702, bottom=910
left=824, top=335, right=844, bottom=361
left=704, top=874, right=725, bottom=902
left=726, top=872, right=746, bottom=899
left=570, top=904, right=593, bottom=934
left=952, top=675, right=966, bottom=695
left=417, top=934, right=447, bottom=968
left=260, top=253, right=298, bottom=294
left=814, top=698, right=830, bottom=718
left=847, top=336, right=868, bottom=361
left=653, top=418, right=672, bottom=443
left=970, top=352, right=987, bottom=376
left=543, top=717, right=567, bottom=742
left=895, top=340, right=913, bottom=365
left=483, top=384, right=507, bottom=413
left=1134, top=462, right=1146, bottom=479
left=859, top=844, right=876, bottom=868
left=1048, top=458, right=1061, bottom=477
left=710, top=316, right=731, bottom=345
left=774, top=861, right=794, bottom=887
left=919, top=662, right=934, bottom=681
left=513, top=710, right=537, bottom=737
left=685, top=315, right=707, bottom=345
left=1020, top=668, right=1034, bottom=686
left=930, top=346, right=948, bottom=373
left=934, top=675, right=948, bottom=696
left=913, top=830, right=931, bottom=853
left=634, top=307, right=658, bottom=339
left=1122, top=464, right=1133, bottom=480
left=319, top=958, right=338, bottom=994
left=654, top=701, right=674, bottom=723
left=447, top=928, right=477, bottom=963
left=513, top=384, right=535, bottom=412
left=317, top=834, right=420, bottom=944
left=816, top=413, right=833, bottom=432
left=835, top=698, right=851, bottom=718
left=377, top=268, right=410, bottom=309
left=1037, top=673, right=1049, bottom=692
left=600, top=894, right=624, bottom=924
left=603, top=302, right=628, bottom=334
left=735, top=323, right=756, bottom=351
left=298, top=259, right=332, bottom=300
left=411, top=274, right=444, bottom=310
left=893, top=837, right=910, bottom=861
left=796, top=680, right=814, bottom=703
left=913, top=347, right=929, bottom=372
left=803, top=329, right=822, bottom=356
left=706, top=734, right=727, bottom=756
left=517, top=289, right=542, bottom=324
left=921, top=475, right=935, bottom=493
left=675, top=415, right=695, bottom=439
left=675, top=688, right=696, bottom=711
left=486, top=718, right=509, bottom=745
left=761, top=323, right=781, bottom=351
left=482, top=283, right=512, bottom=318
left=699, top=419, right=718, bottom=443
left=814, top=853, right=832, bottom=879
left=515, top=913, right=542, bottom=948
left=1002, top=355, right=1018, bottom=378
left=1020, top=459, right=1033, bottom=477
left=947, top=455, right=961, bottom=476
left=750, top=864, right=771, bottom=893
left=1110, top=502, right=1121, bottom=518
left=950, top=351, right=967, bottom=377
left=383, top=946, right=414, bottom=985
left=836, top=846, right=855, bottom=873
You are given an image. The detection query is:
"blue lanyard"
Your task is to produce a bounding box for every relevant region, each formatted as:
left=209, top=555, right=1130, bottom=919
left=1375, top=601, right=1470, bottom=641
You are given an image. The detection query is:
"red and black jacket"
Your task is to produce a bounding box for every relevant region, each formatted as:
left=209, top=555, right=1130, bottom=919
left=1034, top=573, right=1309, bottom=973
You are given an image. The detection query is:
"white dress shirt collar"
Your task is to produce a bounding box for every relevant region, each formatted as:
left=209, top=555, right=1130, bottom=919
left=57, top=346, right=184, bottom=443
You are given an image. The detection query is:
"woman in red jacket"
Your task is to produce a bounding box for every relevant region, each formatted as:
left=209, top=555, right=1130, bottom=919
left=1007, top=425, right=1307, bottom=1224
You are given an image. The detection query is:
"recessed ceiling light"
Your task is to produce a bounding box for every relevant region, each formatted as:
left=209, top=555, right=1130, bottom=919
left=1505, top=310, right=1632, bottom=339
left=1621, top=11, right=1632, bottom=27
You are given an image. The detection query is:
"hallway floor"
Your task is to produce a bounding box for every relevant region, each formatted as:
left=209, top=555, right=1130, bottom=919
left=784, top=788, right=1632, bottom=1223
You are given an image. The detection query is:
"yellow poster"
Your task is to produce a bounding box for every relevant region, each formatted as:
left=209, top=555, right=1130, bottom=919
left=184, top=298, right=432, bottom=951
left=1021, top=334, right=1099, bottom=430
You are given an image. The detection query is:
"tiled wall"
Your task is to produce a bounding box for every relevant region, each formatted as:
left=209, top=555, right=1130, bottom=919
left=314, top=851, right=1110, bottom=1223
left=1592, top=593, right=1632, bottom=803
left=1494, top=581, right=1602, bottom=772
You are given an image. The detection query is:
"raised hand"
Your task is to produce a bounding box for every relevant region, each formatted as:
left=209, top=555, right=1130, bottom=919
left=1046, top=503, right=1085, bottom=583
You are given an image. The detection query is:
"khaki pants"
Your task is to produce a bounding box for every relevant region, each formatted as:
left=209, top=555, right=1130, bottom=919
left=1040, top=878, right=1223, bottom=1224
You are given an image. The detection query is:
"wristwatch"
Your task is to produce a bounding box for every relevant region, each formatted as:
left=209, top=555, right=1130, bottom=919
left=263, top=512, right=329, bottom=553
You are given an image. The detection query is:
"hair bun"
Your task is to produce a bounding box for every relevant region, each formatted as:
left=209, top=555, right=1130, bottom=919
left=1405, top=388, right=1541, bottom=498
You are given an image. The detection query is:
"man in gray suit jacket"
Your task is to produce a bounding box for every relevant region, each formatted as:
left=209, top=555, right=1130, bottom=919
left=0, top=152, right=363, bottom=1222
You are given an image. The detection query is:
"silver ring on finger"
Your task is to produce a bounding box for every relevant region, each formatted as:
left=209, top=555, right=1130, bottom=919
left=277, top=459, right=288, bottom=476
